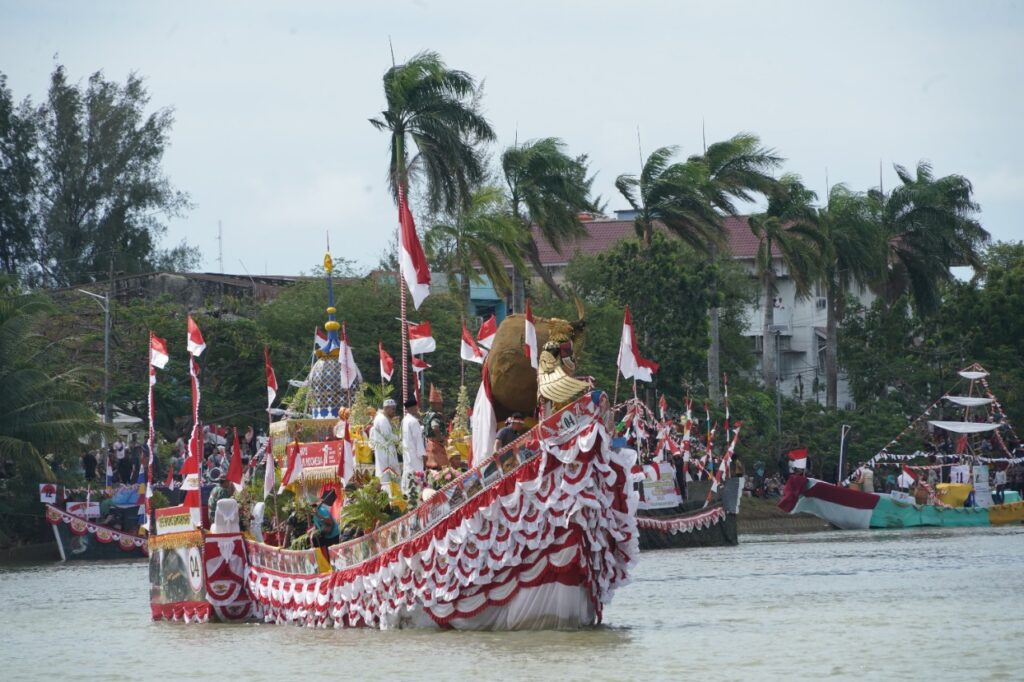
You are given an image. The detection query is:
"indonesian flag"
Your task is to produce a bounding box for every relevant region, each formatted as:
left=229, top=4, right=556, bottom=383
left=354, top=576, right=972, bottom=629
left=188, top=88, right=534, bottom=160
left=461, top=324, right=485, bottom=364
left=279, top=442, right=304, bottom=493
left=658, top=394, right=668, bottom=420
left=149, top=333, right=169, bottom=369
left=617, top=306, right=658, bottom=382
left=338, top=323, right=362, bottom=388
left=264, top=346, right=278, bottom=408
left=228, top=428, right=244, bottom=492
left=898, top=464, right=918, bottom=488
left=408, top=320, right=436, bottom=355
left=470, top=363, right=497, bottom=468
left=186, top=315, right=206, bottom=356
left=787, top=447, right=808, bottom=470
left=379, top=342, right=394, bottom=382
left=411, top=356, right=431, bottom=373
left=523, top=299, right=538, bottom=370
left=181, top=356, right=202, bottom=492
left=337, top=420, right=356, bottom=485
left=397, top=185, right=431, bottom=309
left=476, top=314, right=497, bottom=350
left=314, top=326, right=329, bottom=353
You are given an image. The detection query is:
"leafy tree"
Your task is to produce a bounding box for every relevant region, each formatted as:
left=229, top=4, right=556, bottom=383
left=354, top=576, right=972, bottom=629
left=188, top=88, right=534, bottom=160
left=686, top=133, right=782, bottom=402
left=0, top=74, right=39, bottom=279
left=34, top=66, right=191, bottom=286
left=0, top=276, right=104, bottom=544
left=812, top=185, right=886, bottom=407
left=751, top=175, right=825, bottom=388
left=614, top=146, right=722, bottom=250
left=424, top=186, right=525, bottom=311
left=369, top=51, right=494, bottom=214
left=871, top=161, right=988, bottom=316
left=502, top=137, right=599, bottom=303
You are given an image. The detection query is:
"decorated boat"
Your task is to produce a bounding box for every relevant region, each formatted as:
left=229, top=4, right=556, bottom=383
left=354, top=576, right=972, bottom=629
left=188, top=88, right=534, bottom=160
left=779, top=364, right=1024, bottom=529
left=45, top=503, right=148, bottom=561
left=147, top=239, right=637, bottom=629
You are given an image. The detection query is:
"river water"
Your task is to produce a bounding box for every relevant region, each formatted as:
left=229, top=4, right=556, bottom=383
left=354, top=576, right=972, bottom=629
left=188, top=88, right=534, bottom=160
left=2, top=526, right=1021, bottom=681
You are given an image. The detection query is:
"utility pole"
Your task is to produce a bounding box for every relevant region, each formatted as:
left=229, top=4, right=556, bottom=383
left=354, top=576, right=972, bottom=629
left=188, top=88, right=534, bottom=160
left=77, top=288, right=111, bottom=444
left=217, top=220, right=224, bottom=273
left=838, top=424, right=851, bottom=483
left=774, top=327, right=783, bottom=460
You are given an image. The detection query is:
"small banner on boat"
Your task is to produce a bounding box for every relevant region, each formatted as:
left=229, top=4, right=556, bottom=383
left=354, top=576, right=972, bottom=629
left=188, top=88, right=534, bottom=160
left=39, top=483, right=58, bottom=504
left=66, top=501, right=101, bottom=518
left=950, top=465, right=971, bottom=485
left=156, top=504, right=195, bottom=535
left=972, top=465, right=992, bottom=508
left=638, top=462, right=683, bottom=510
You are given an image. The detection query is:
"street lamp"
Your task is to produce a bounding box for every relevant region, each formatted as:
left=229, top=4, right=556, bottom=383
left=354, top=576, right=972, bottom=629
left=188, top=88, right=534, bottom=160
left=76, top=289, right=111, bottom=444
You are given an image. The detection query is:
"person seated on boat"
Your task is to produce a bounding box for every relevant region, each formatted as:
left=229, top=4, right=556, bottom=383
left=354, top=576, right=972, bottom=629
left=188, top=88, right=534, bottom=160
left=309, top=488, right=341, bottom=548
left=401, top=397, right=426, bottom=495
left=422, top=385, right=450, bottom=469
left=206, top=469, right=234, bottom=523
left=370, top=399, right=400, bottom=486
left=495, top=414, right=525, bottom=451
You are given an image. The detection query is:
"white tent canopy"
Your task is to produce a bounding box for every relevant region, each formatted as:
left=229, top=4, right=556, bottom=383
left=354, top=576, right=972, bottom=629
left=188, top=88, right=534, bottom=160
left=959, top=370, right=988, bottom=380
left=944, top=396, right=994, bottom=407
left=928, top=420, right=1000, bottom=434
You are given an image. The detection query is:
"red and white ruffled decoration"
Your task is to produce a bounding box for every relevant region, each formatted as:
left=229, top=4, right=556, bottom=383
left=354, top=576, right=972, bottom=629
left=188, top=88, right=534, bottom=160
left=636, top=506, right=726, bottom=535
left=245, top=414, right=638, bottom=630
left=45, top=504, right=148, bottom=552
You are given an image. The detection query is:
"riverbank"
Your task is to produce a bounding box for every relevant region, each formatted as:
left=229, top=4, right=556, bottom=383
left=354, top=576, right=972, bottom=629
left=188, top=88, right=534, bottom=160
left=737, top=496, right=831, bottom=534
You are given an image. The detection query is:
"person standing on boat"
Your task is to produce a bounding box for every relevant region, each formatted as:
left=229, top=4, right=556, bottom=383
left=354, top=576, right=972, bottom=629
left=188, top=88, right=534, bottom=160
left=207, top=469, right=234, bottom=522
left=422, top=385, right=450, bottom=469
left=401, top=398, right=426, bottom=495
left=370, top=399, right=400, bottom=485
left=857, top=463, right=875, bottom=493
left=82, top=450, right=98, bottom=481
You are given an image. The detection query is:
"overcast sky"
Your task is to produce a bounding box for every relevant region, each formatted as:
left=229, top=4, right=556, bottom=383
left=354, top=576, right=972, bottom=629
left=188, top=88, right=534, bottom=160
left=3, top=0, right=1022, bottom=276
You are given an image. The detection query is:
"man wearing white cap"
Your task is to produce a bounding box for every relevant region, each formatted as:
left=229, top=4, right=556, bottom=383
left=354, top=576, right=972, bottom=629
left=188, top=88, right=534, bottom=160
left=370, top=399, right=400, bottom=485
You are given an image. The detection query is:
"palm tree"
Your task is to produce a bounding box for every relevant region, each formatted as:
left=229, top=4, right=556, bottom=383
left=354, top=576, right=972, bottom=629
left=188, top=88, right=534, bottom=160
left=501, top=137, right=599, bottom=304
left=750, top=175, right=825, bottom=389
left=424, top=186, right=526, bottom=312
left=0, top=277, right=102, bottom=479
left=614, top=146, right=723, bottom=250
left=687, top=133, right=783, bottom=402
left=369, top=51, right=495, bottom=214
left=871, top=162, right=988, bottom=316
left=814, top=185, right=886, bottom=408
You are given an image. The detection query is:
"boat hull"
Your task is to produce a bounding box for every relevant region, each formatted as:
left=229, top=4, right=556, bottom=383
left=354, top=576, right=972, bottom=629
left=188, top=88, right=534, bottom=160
left=45, top=504, right=148, bottom=561
left=780, top=477, right=1024, bottom=530
left=637, top=505, right=737, bottom=550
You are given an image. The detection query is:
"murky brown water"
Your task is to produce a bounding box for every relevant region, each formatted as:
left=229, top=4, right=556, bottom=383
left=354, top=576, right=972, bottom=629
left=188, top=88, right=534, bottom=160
left=1, top=526, right=1021, bottom=681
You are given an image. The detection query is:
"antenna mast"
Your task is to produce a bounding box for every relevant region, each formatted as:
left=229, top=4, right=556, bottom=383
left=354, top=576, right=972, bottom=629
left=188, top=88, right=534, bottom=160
left=217, top=220, right=224, bottom=273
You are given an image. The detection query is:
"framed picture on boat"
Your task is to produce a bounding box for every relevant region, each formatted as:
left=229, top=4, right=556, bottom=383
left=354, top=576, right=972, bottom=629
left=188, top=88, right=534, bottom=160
left=426, top=496, right=451, bottom=527
left=462, top=471, right=483, bottom=500
left=447, top=482, right=466, bottom=508
left=498, top=449, right=518, bottom=475
left=481, top=460, right=501, bottom=487
left=517, top=447, right=537, bottom=465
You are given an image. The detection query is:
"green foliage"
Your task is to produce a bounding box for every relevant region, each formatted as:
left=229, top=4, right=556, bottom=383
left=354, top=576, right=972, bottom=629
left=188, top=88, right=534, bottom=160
left=370, top=50, right=495, bottom=214
left=340, top=478, right=390, bottom=532
left=0, top=74, right=39, bottom=278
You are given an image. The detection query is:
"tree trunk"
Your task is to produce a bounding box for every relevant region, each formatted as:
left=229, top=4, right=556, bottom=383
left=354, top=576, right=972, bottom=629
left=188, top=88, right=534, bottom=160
left=512, top=269, right=525, bottom=314
left=526, top=238, right=565, bottom=301
left=707, top=245, right=721, bottom=404
left=762, top=277, right=776, bottom=389
left=825, top=280, right=839, bottom=409
left=461, top=269, right=473, bottom=316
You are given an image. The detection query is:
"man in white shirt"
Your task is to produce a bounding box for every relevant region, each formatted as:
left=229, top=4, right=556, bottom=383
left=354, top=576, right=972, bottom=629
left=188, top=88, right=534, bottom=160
left=401, top=398, right=426, bottom=495
left=369, top=399, right=400, bottom=485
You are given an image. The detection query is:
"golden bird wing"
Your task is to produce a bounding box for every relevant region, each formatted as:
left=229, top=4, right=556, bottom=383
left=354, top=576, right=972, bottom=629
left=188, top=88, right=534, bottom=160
left=537, top=352, right=590, bottom=404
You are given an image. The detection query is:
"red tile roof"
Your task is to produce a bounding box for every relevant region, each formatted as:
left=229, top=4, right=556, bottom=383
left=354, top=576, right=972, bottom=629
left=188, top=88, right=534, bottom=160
left=514, top=215, right=761, bottom=266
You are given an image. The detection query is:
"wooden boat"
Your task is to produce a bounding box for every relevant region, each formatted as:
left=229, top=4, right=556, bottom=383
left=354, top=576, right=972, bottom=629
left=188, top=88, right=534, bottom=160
left=45, top=503, right=148, bottom=561
left=637, top=478, right=741, bottom=550
left=148, top=392, right=639, bottom=629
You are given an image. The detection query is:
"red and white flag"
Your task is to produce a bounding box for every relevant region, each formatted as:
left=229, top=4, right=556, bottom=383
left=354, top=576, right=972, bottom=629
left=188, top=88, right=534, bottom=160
left=279, top=443, right=304, bottom=493
left=411, top=356, right=431, bottom=373
left=313, top=326, right=329, bottom=353
left=471, top=363, right=497, bottom=468
left=181, top=356, right=203, bottom=493
left=461, top=324, right=485, bottom=364
left=264, top=346, right=278, bottom=408
left=408, top=320, right=436, bottom=355
left=338, top=323, right=361, bottom=388
left=658, top=394, right=668, bottom=420
left=186, top=315, right=206, bottom=356
left=787, top=447, right=808, bottom=470
left=379, top=342, right=394, bottom=382
left=263, top=445, right=275, bottom=500
left=617, top=305, right=658, bottom=382
left=397, top=185, right=431, bottom=309
left=476, top=314, right=497, bottom=350
left=228, top=428, right=244, bottom=492
left=523, top=299, right=538, bottom=370
left=149, top=333, right=169, bottom=369
left=898, top=464, right=918, bottom=488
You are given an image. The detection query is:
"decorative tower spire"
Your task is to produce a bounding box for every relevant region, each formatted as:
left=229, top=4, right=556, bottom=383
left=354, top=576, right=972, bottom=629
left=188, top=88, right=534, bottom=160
left=319, top=250, right=341, bottom=359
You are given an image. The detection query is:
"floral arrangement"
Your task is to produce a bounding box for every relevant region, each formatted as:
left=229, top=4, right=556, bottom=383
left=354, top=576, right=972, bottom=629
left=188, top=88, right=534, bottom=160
left=420, top=466, right=459, bottom=492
